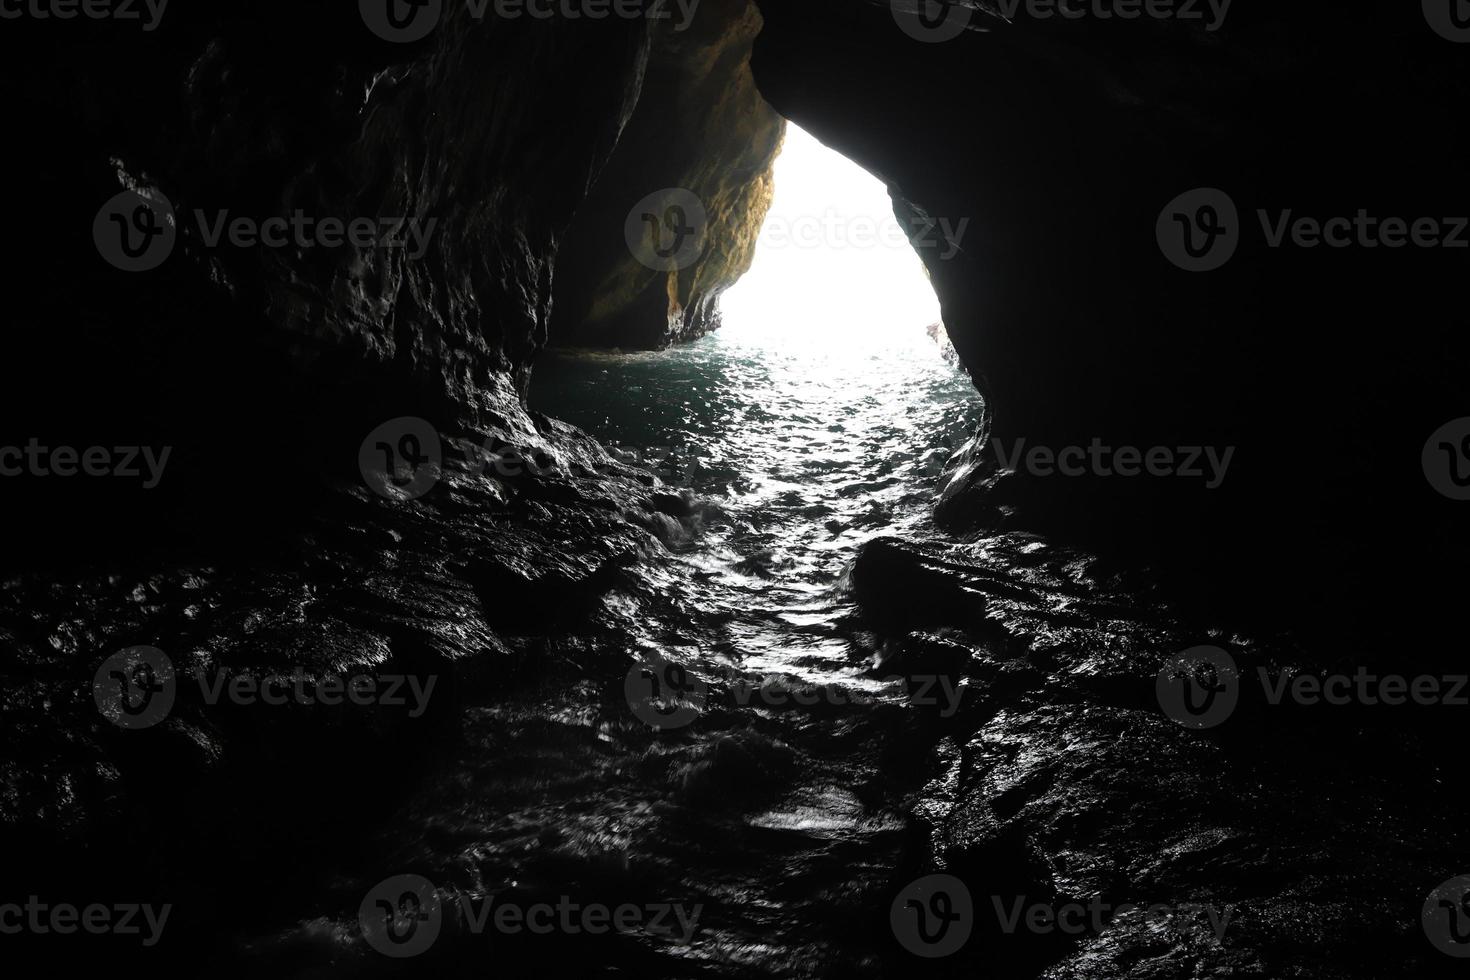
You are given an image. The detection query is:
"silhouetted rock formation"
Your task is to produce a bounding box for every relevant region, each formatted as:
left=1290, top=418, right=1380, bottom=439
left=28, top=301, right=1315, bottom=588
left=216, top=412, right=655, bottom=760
left=550, top=0, right=784, bottom=349
left=750, top=0, right=1470, bottom=629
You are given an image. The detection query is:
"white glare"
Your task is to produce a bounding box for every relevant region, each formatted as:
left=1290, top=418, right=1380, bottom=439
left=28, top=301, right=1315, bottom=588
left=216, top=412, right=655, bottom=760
left=719, top=123, right=943, bottom=345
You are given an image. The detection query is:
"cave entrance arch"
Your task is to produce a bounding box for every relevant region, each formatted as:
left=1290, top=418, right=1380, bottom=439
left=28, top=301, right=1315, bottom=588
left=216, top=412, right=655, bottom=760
left=528, top=121, right=978, bottom=510
left=718, top=123, right=943, bottom=348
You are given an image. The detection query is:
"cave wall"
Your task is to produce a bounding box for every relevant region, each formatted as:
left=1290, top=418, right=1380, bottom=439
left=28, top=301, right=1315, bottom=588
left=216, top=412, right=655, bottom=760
left=748, top=0, right=1470, bottom=626
left=1, top=6, right=740, bottom=941
left=0, top=2, right=771, bottom=563
left=5, top=1, right=1467, bottom=616
left=7, top=5, right=645, bottom=408
left=549, top=0, right=785, bottom=349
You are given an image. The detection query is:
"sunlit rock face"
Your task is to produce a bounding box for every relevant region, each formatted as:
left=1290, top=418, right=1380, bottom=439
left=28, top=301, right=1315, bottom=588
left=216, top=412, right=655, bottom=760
left=550, top=0, right=784, bottom=349
left=749, top=0, right=1470, bottom=625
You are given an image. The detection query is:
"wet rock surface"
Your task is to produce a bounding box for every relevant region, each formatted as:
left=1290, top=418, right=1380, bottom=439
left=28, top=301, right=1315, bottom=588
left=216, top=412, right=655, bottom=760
left=0, top=405, right=668, bottom=968
left=2, top=3, right=1467, bottom=977
left=9, top=464, right=1465, bottom=975
left=852, top=532, right=1466, bottom=979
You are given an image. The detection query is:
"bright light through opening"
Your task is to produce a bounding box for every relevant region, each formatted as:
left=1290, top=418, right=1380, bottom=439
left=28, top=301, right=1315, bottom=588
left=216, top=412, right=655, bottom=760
left=719, top=124, right=942, bottom=345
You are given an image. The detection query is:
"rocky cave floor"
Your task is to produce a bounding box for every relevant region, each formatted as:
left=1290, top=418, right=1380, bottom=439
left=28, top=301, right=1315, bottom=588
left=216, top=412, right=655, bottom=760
left=1, top=402, right=1463, bottom=979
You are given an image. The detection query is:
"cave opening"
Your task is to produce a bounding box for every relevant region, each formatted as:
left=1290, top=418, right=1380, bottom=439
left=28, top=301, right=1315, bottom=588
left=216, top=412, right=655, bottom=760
left=531, top=122, right=975, bottom=504
left=718, top=122, right=943, bottom=349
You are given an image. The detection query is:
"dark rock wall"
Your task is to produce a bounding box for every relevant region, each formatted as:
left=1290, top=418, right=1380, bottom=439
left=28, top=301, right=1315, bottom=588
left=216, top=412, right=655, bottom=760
left=9, top=4, right=647, bottom=403
left=1, top=7, right=729, bottom=959
left=749, top=0, right=1470, bottom=629
left=15, top=3, right=1456, bottom=627
left=4, top=3, right=1464, bottom=665
left=0, top=4, right=745, bottom=565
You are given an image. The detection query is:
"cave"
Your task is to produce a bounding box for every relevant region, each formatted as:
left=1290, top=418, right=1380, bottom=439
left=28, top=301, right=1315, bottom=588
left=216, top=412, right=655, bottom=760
left=2, top=1, right=1469, bottom=977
